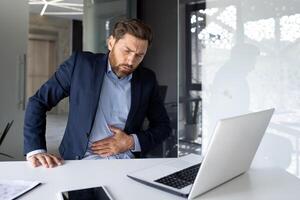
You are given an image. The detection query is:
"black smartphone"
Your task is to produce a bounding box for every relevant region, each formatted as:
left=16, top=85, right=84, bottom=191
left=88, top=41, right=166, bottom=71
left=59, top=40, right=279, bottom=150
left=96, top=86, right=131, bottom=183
left=57, top=186, right=114, bottom=200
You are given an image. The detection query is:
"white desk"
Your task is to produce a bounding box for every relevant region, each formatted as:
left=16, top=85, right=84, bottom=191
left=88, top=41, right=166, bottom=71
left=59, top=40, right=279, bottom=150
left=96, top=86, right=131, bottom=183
left=0, top=158, right=300, bottom=200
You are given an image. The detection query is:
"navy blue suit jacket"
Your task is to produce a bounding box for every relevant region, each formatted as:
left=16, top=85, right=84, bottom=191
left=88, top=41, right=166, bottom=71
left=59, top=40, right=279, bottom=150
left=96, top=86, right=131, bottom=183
left=23, top=52, right=171, bottom=160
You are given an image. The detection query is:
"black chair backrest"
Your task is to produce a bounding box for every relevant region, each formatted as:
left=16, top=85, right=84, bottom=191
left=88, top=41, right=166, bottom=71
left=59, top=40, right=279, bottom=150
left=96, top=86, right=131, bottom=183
left=159, top=85, right=168, bottom=103
left=0, top=120, right=13, bottom=145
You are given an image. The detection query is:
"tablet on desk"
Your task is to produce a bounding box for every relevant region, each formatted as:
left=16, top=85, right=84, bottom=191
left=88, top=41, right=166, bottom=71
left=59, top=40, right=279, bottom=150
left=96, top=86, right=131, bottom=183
left=57, top=186, right=114, bottom=200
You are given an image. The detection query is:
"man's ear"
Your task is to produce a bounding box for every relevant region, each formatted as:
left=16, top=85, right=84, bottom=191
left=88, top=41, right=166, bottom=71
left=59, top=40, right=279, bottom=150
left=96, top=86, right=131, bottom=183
left=107, top=35, right=116, bottom=51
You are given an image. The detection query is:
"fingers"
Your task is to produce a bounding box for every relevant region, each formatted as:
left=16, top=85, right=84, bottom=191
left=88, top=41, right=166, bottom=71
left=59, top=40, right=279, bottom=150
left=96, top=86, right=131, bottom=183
left=27, top=153, right=63, bottom=168
left=28, top=156, right=41, bottom=168
left=51, top=155, right=63, bottom=166
left=37, top=155, right=48, bottom=168
left=91, top=142, right=115, bottom=157
left=91, top=143, right=110, bottom=151
left=109, top=125, right=122, bottom=135
left=93, top=148, right=114, bottom=157
left=92, top=139, right=111, bottom=147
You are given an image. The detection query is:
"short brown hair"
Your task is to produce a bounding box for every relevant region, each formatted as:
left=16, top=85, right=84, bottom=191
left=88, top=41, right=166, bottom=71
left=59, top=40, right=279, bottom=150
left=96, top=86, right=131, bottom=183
left=112, top=19, right=153, bottom=46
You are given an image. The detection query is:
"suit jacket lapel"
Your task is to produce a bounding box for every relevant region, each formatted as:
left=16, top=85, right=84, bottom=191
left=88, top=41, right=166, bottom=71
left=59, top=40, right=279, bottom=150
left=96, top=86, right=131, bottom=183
left=89, top=54, right=107, bottom=131
left=125, top=69, right=141, bottom=131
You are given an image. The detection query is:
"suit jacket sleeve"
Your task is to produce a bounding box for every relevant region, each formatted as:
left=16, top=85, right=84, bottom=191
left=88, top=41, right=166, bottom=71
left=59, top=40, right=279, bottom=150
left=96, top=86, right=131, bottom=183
left=23, top=52, right=78, bottom=155
left=135, top=72, right=171, bottom=155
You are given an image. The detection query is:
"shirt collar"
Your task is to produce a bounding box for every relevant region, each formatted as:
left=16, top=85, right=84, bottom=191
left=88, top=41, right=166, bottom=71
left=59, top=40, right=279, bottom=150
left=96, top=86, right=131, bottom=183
left=107, top=60, right=132, bottom=81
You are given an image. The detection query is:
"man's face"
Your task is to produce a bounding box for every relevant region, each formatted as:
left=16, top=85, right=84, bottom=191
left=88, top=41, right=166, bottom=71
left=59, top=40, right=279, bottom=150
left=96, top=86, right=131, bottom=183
left=108, top=33, right=148, bottom=78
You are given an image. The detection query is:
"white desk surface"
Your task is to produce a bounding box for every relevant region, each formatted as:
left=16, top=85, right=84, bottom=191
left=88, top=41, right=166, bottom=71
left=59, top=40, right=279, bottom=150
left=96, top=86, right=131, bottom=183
left=0, top=158, right=300, bottom=200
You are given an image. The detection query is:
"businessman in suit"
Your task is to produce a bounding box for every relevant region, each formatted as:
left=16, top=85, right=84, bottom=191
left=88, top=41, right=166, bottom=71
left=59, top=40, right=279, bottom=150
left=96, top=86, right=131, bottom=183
left=24, top=19, right=171, bottom=168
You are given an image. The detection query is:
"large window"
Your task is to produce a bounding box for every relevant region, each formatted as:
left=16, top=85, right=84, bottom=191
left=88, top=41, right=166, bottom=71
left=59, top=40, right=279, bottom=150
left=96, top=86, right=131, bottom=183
left=178, top=2, right=206, bottom=156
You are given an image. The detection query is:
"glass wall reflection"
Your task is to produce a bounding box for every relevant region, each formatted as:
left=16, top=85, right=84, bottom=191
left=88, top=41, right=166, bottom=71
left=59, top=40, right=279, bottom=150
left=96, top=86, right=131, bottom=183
left=198, top=0, right=300, bottom=176
left=180, top=0, right=300, bottom=178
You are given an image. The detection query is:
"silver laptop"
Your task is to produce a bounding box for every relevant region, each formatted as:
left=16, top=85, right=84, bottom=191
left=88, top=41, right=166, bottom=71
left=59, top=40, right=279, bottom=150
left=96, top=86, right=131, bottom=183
left=127, top=108, right=274, bottom=199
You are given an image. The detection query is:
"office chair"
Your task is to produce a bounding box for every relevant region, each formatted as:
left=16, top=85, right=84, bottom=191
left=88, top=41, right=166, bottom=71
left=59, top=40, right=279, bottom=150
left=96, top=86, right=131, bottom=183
left=158, top=85, right=168, bottom=103
left=143, top=85, right=178, bottom=158
left=0, top=120, right=14, bottom=158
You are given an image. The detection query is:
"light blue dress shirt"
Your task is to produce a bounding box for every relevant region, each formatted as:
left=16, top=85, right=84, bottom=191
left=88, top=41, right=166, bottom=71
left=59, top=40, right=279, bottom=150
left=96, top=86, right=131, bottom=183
left=83, top=61, right=141, bottom=160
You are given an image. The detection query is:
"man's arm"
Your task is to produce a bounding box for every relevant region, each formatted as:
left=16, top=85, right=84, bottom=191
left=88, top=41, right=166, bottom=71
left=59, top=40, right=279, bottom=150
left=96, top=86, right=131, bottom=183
left=24, top=52, right=78, bottom=167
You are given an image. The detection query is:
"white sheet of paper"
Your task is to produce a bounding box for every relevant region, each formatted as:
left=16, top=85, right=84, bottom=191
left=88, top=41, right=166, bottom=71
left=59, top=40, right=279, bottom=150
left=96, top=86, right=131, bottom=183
left=0, top=180, right=40, bottom=200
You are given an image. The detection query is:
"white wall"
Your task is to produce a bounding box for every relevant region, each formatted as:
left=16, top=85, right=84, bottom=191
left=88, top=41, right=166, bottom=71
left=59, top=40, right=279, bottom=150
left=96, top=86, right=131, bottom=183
left=202, top=0, right=300, bottom=177
left=0, top=1, right=28, bottom=161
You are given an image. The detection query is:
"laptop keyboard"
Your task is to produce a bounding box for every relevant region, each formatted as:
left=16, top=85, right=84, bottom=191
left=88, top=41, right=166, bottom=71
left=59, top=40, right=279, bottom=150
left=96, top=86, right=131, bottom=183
left=154, top=163, right=201, bottom=189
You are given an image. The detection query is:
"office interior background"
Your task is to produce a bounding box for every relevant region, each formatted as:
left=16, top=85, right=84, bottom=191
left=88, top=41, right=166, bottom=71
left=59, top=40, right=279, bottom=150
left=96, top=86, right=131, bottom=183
left=0, top=0, right=299, bottom=179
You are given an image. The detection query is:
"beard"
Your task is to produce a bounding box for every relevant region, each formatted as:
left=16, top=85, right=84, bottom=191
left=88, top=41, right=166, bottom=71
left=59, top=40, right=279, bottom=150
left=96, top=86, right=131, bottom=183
left=109, top=50, right=134, bottom=78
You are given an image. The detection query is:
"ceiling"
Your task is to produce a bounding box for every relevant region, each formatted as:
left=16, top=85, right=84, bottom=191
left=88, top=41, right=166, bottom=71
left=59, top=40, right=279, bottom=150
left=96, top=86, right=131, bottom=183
left=28, top=0, right=83, bottom=20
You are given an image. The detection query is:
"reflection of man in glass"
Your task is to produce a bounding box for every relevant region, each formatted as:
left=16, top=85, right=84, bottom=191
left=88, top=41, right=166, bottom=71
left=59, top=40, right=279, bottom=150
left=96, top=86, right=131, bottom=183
left=208, top=43, right=260, bottom=134
left=24, top=19, right=171, bottom=168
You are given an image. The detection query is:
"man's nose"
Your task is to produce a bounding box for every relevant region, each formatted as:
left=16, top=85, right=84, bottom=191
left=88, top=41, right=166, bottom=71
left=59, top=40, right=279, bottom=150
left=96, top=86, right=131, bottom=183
left=127, top=53, right=135, bottom=65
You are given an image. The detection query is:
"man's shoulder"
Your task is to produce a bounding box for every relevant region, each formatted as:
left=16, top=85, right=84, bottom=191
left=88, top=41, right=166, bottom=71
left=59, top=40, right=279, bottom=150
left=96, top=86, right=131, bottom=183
left=137, top=67, right=156, bottom=80
left=65, top=51, right=107, bottom=73
left=74, top=51, right=106, bottom=61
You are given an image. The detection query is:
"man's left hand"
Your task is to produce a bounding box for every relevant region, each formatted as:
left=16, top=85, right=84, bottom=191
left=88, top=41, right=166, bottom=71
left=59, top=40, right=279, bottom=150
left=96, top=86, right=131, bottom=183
left=91, top=126, right=134, bottom=157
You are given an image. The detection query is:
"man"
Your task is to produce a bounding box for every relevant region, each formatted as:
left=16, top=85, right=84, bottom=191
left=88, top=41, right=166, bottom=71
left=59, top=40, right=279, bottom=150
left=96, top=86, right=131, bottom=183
left=24, top=19, right=171, bottom=168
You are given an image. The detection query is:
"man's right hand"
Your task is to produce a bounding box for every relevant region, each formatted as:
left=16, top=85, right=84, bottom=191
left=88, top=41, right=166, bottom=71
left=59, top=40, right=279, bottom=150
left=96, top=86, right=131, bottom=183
left=27, top=153, right=63, bottom=168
